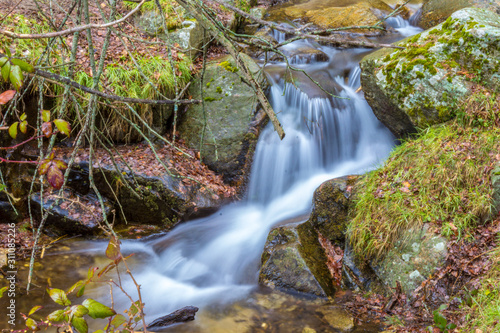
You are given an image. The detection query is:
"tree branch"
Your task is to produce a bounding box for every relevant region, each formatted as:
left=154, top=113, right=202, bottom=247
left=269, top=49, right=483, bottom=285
left=0, top=0, right=148, bottom=39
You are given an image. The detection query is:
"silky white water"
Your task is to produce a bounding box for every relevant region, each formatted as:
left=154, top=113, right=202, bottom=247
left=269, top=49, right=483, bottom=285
left=81, top=43, right=398, bottom=323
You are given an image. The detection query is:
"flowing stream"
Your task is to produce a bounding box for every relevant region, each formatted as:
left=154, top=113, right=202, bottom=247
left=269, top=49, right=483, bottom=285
left=2, top=9, right=423, bottom=332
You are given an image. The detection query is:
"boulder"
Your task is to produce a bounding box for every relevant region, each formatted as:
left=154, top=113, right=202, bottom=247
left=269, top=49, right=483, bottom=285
left=259, top=222, right=336, bottom=297
left=360, top=7, right=500, bottom=138
left=30, top=189, right=113, bottom=236
left=0, top=200, right=19, bottom=223
left=178, top=54, right=269, bottom=186
left=269, top=0, right=393, bottom=31
left=343, top=226, right=448, bottom=296
left=416, top=0, right=500, bottom=29
left=309, top=176, right=357, bottom=245
left=92, top=164, right=224, bottom=227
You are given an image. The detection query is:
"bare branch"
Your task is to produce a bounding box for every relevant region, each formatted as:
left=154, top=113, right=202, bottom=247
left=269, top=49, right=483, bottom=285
left=0, top=0, right=148, bottom=39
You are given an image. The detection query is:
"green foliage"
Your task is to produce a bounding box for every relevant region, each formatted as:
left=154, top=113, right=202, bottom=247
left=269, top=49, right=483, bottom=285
left=464, top=248, right=500, bottom=331
left=74, top=54, right=192, bottom=142
left=22, top=238, right=144, bottom=332
left=348, top=123, right=500, bottom=259
left=427, top=305, right=457, bottom=332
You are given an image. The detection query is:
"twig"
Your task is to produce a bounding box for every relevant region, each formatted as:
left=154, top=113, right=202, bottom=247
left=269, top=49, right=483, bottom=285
left=0, top=0, right=148, bottom=39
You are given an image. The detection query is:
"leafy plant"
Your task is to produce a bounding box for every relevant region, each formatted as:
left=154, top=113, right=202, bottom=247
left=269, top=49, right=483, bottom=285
left=1, top=238, right=147, bottom=332
left=427, top=304, right=457, bottom=333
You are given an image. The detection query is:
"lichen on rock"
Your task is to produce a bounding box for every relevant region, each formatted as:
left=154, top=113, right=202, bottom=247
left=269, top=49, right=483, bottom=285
left=360, top=7, right=500, bottom=138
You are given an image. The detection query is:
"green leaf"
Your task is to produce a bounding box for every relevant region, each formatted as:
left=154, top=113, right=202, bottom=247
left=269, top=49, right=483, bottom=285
left=70, top=305, right=89, bottom=318
left=20, top=112, right=27, bottom=121
left=19, top=120, right=28, bottom=134
left=11, top=58, right=34, bottom=73
left=47, top=309, right=66, bottom=322
left=110, top=314, right=127, bottom=327
left=67, top=280, right=85, bottom=295
left=9, top=65, right=23, bottom=91
left=433, top=311, right=447, bottom=329
left=29, top=305, right=42, bottom=316
left=105, top=237, right=121, bottom=261
left=82, top=298, right=116, bottom=319
left=76, top=285, right=86, bottom=298
left=129, top=300, right=141, bottom=316
left=0, top=286, right=8, bottom=298
left=438, top=304, right=448, bottom=311
left=53, top=119, right=71, bottom=136
left=447, top=323, right=457, bottom=330
left=4, top=47, right=11, bottom=58
left=48, top=288, right=71, bottom=306
left=42, top=110, right=51, bottom=122
left=25, top=317, right=38, bottom=330
left=8, top=121, right=18, bottom=139
left=0, top=57, right=8, bottom=67
left=1, top=60, right=10, bottom=81
left=71, top=316, right=88, bottom=333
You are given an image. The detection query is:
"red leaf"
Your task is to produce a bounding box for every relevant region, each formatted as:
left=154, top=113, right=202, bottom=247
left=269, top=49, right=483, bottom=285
left=0, top=90, right=16, bottom=104
left=42, top=121, right=52, bottom=138
left=46, top=162, right=64, bottom=189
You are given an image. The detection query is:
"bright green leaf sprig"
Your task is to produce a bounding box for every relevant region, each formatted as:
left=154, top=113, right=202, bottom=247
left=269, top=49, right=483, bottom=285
left=0, top=47, right=34, bottom=91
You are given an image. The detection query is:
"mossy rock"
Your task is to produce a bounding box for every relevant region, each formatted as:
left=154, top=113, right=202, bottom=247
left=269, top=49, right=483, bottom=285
left=360, top=7, right=500, bottom=138
left=417, top=0, right=500, bottom=29
left=491, top=163, right=500, bottom=216
left=308, top=176, right=358, bottom=244
left=178, top=54, right=269, bottom=186
left=371, top=226, right=448, bottom=296
left=91, top=164, right=224, bottom=227
left=259, top=222, right=337, bottom=297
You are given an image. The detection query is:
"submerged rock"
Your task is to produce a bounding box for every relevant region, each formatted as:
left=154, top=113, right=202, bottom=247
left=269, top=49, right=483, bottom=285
left=178, top=54, right=269, bottom=186
left=259, top=222, right=336, bottom=297
left=416, top=0, right=500, bottom=29
left=360, top=7, right=500, bottom=138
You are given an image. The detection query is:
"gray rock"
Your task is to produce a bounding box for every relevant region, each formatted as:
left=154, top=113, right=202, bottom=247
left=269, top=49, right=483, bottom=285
left=371, top=226, right=448, bottom=295
left=92, top=164, right=225, bottom=227
left=417, top=0, right=500, bottom=29
left=178, top=54, right=269, bottom=186
left=259, top=222, right=336, bottom=297
left=360, top=7, right=500, bottom=138
left=308, top=176, right=357, bottom=245
left=30, top=189, right=113, bottom=236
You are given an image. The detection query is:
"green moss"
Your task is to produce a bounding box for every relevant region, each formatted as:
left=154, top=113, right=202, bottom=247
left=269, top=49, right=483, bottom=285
left=216, top=86, right=223, bottom=94
left=204, top=96, right=216, bottom=102
left=348, top=122, right=500, bottom=259
left=219, top=61, right=239, bottom=73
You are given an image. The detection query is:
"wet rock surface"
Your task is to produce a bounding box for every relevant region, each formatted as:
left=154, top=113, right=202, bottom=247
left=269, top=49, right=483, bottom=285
left=360, top=7, right=500, bottom=138
left=259, top=222, right=336, bottom=297
left=30, top=188, right=113, bottom=236
left=308, top=176, right=358, bottom=245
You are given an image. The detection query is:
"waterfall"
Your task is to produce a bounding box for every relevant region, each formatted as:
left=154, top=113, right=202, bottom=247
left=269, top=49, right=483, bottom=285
left=93, top=45, right=397, bottom=321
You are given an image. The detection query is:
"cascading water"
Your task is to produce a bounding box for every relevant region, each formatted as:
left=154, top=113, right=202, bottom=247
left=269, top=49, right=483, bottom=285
left=28, top=13, right=423, bottom=332
left=89, top=46, right=397, bottom=324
